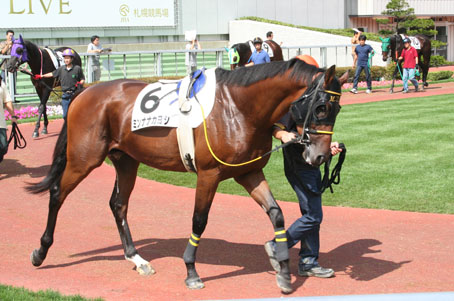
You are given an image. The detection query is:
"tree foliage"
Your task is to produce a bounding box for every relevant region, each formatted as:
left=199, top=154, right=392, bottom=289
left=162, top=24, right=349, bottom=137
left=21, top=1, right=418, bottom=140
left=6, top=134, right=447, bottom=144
left=378, top=0, right=438, bottom=37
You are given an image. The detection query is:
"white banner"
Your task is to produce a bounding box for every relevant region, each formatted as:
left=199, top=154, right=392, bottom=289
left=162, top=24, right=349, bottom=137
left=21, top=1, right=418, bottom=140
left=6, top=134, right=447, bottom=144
left=2, top=0, right=175, bottom=28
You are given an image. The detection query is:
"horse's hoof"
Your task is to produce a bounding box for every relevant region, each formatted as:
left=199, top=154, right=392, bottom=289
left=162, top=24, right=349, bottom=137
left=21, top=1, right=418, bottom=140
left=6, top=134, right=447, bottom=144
left=185, top=277, right=205, bottom=290
left=389, top=89, right=394, bottom=94
left=137, top=263, right=156, bottom=276
left=32, top=131, right=39, bottom=138
left=276, top=273, right=293, bottom=294
left=30, top=249, right=43, bottom=267
left=424, top=82, right=429, bottom=87
left=41, top=128, right=48, bottom=135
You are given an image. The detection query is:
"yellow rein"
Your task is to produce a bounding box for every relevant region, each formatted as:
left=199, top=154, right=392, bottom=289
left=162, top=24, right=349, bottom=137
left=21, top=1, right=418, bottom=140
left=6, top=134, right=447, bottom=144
left=199, top=104, right=334, bottom=168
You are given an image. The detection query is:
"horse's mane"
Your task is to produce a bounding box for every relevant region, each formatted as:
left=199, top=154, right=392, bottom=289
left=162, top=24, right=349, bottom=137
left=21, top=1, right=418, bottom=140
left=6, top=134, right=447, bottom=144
left=216, top=58, right=321, bottom=87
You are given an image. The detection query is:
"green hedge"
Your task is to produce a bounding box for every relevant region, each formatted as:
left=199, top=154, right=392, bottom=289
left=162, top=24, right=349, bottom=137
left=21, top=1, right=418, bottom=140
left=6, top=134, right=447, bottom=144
left=427, top=70, right=454, bottom=81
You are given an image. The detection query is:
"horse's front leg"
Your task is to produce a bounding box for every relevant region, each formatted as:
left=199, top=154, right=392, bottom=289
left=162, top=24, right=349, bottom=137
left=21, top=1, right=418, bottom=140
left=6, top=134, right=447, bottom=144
left=235, top=170, right=292, bottom=294
left=32, top=104, right=44, bottom=138
left=183, top=172, right=219, bottom=289
left=41, top=88, right=51, bottom=135
left=108, top=152, right=155, bottom=275
left=389, top=64, right=399, bottom=93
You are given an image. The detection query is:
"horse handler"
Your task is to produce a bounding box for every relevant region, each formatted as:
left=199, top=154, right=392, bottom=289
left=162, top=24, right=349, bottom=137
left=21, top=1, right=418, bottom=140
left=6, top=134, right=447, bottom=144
left=33, top=49, right=85, bottom=119
left=0, top=73, right=18, bottom=163
left=398, top=38, right=419, bottom=93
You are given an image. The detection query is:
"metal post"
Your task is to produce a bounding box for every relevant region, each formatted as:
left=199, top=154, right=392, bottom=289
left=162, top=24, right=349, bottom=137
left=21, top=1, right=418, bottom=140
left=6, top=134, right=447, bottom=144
left=123, top=54, right=127, bottom=78
left=107, top=54, right=111, bottom=80
left=216, top=51, right=223, bottom=68
left=139, top=53, right=142, bottom=78
left=156, top=53, right=162, bottom=76
left=7, top=70, right=16, bottom=103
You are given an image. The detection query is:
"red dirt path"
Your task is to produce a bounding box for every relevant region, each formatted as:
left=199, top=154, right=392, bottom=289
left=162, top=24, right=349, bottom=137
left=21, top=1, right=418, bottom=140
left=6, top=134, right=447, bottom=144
left=1, top=83, right=454, bottom=300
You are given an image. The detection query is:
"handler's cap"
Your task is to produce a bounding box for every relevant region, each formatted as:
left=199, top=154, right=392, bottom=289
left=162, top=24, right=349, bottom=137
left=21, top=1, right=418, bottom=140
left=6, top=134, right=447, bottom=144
left=62, top=48, right=75, bottom=57
left=296, top=54, right=319, bottom=68
left=253, top=37, right=263, bottom=44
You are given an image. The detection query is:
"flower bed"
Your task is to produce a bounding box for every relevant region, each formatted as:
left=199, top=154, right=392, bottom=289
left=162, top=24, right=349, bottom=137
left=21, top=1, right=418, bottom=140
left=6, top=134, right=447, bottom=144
left=4, top=105, right=63, bottom=121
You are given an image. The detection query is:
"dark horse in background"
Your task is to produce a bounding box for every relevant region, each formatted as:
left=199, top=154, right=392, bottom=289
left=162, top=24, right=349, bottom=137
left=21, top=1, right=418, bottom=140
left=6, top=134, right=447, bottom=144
left=380, top=34, right=431, bottom=93
left=226, top=40, right=283, bottom=69
left=27, top=59, right=348, bottom=293
left=7, top=35, right=81, bottom=138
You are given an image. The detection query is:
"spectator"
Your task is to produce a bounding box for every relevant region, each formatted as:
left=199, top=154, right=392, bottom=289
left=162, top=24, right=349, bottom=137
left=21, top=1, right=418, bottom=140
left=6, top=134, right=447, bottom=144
left=398, top=38, right=419, bottom=93
left=350, top=35, right=374, bottom=94
left=87, top=35, right=103, bottom=83
left=34, top=49, right=85, bottom=119
left=185, top=38, right=201, bottom=75
left=0, top=30, right=14, bottom=82
left=0, top=73, right=17, bottom=163
left=351, top=28, right=362, bottom=68
left=264, top=112, right=343, bottom=278
left=266, top=31, right=283, bottom=46
left=245, top=37, right=270, bottom=67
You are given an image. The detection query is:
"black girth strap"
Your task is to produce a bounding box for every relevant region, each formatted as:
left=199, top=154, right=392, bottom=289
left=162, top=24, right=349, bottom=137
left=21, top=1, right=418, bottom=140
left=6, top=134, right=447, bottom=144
left=321, top=143, right=346, bottom=193
left=8, top=122, right=27, bottom=150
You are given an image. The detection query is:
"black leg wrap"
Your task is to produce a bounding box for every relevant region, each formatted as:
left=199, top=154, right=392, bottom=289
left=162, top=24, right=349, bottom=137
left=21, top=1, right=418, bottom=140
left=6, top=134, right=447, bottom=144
left=183, top=233, right=200, bottom=263
left=274, top=228, right=289, bottom=262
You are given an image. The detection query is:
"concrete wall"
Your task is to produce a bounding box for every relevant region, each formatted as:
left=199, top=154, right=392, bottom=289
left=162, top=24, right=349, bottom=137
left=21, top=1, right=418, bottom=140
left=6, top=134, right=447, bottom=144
left=229, top=20, right=386, bottom=68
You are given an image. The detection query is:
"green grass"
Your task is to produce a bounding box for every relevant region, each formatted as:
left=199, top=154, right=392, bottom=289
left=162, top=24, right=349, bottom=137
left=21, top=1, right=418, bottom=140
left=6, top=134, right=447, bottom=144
left=134, top=94, right=454, bottom=214
left=0, top=284, right=102, bottom=301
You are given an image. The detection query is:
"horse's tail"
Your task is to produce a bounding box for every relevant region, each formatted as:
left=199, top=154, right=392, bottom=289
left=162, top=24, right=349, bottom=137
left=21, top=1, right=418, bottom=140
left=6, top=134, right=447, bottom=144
left=26, top=121, right=68, bottom=194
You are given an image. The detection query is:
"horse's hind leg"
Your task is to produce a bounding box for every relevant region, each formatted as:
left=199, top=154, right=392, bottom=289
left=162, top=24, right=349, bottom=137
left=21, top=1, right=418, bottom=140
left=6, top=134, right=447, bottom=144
left=235, top=170, right=292, bottom=294
left=108, top=150, right=155, bottom=276
left=31, top=153, right=105, bottom=266
left=183, top=172, right=219, bottom=289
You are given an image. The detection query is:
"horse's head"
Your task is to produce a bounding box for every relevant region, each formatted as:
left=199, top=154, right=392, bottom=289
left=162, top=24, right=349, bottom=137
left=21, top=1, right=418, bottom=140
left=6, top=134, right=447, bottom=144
left=380, top=37, right=391, bottom=61
left=7, top=35, right=28, bottom=72
left=290, top=65, right=348, bottom=167
left=226, top=46, right=240, bottom=70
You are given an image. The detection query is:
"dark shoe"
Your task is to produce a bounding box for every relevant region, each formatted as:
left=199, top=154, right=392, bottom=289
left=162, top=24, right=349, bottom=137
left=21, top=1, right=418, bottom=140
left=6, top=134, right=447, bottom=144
left=298, top=265, right=334, bottom=278
left=264, top=241, right=280, bottom=273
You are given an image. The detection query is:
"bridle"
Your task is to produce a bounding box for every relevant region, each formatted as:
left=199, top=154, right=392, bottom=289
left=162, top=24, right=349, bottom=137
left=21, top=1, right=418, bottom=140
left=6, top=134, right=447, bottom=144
left=289, top=74, right=341, bottom=147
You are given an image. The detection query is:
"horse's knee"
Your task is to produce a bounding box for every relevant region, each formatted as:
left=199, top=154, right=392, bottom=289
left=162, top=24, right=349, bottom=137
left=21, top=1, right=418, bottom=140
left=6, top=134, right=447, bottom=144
left=38, top=104, right=45, bottom=114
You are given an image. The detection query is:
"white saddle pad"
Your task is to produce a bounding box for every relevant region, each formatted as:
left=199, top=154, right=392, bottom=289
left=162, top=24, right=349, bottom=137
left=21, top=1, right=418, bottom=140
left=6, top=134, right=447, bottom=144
left=44, top=48, right=63, bottom=69
left=131, top=68, right=216, bottom=131
left=400, top=34, right=421, bottom=50
left=262, top=42, right=274, bottom=58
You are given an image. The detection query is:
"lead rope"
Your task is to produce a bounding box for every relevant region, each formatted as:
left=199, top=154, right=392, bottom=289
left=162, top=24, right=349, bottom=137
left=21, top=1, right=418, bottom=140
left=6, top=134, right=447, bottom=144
left=7, top=122, right=27, bottom=150
left=320, top=143, right=346, bottom=193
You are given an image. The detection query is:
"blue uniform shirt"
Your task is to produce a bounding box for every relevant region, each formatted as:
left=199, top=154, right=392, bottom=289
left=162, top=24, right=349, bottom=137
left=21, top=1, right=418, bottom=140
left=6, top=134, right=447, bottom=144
left=355, top=44, right=374, bottom=67
left=250, top=50, right=270, bottom=65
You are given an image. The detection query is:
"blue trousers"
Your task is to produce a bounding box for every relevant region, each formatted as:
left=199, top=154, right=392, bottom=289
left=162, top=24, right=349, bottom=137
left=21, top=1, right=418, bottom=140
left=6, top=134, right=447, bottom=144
left=283, top=147, right=323, bottom=270
left=61, top=92, right=72, bottom=119
left=403, top=68, right=418, bottom=91
left=353, top=65, right=371, bottom=90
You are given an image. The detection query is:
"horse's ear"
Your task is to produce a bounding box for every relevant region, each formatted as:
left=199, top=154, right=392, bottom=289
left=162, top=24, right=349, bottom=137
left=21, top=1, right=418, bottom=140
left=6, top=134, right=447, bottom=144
left=379, top=37, right=384, bottom=42
left=324, top=65, right=336, bottom=89
left=224, top=47, right=229, bottom=52
left=19, top=35, right=24, bottom=43
left=338, top=70, right=349, bottom=86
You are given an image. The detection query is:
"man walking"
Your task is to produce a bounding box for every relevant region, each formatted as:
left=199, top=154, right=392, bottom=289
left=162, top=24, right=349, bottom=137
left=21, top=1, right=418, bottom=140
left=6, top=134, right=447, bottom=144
left=399, top=38, right=419, bottom=93
left=350, top=35, right=374, bottom=94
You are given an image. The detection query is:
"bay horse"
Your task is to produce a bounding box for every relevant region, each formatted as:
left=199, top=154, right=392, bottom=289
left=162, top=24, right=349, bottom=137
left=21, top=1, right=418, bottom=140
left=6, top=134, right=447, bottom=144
left=227, top=40, right=283, bottom=69
left=6, top=35, right=82, bottom=138
left=27, top=59, right=348, bottom=293
left=380, top=34, right=431, bottom=93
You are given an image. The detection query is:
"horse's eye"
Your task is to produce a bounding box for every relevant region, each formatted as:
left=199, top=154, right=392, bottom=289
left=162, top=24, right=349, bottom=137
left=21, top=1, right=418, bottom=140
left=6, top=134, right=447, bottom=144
left=234, top=55, right=239, bottom=63
left=16, top=47, right=23, bottom=55
left=315, top=104, right=328, bottom=118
